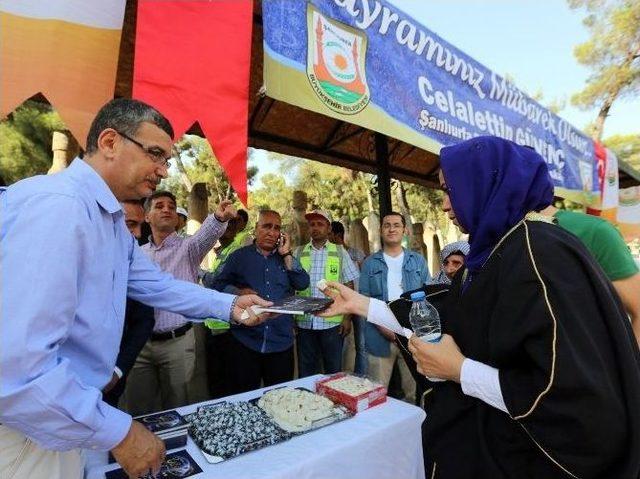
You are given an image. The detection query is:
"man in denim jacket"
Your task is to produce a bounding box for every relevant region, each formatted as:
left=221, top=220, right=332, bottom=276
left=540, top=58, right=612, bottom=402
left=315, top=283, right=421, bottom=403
left=359, top=212, right=430, bottom=403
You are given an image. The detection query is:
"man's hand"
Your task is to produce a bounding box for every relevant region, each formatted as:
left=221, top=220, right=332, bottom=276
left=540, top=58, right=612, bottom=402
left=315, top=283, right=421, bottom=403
left=408, top=334, right=465, bottom=382
left=338, top=316, right=352, bottom=337
left=110, top=421, right=165, bottom=478
left=237, top=287, right=257, bottom=296
left=318, top=281, right=370, bottom=318
left=277, top=232, right=291, bottom=256
left=214, top=199, right=237, bottom=222
left=232, top=294, right=273, bottom=327
left=102, top=372, right=119, bottom=394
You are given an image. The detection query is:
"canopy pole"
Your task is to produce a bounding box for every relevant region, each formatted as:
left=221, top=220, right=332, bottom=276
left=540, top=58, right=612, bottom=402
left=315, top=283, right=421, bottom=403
left=375, top=132, right=392, bottom=219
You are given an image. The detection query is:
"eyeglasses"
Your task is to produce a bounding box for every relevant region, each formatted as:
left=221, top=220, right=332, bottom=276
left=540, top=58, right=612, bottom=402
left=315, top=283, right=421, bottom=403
left=115, top=130, right=173, bottom=169
left=382, top=223, right=404, bottom=230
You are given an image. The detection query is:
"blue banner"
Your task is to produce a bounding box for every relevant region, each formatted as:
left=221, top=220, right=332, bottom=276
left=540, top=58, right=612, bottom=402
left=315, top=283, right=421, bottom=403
left=263, top=0, right=597, bottom=195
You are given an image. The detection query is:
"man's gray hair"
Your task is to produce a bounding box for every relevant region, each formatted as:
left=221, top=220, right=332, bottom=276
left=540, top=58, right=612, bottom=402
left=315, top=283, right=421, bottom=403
left=257, top=209, right=281, bottom=221
left=85, top=98, right=174, bottom=155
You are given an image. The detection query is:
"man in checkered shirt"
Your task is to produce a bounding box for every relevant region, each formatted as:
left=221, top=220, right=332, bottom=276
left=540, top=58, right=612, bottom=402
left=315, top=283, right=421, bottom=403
left=294, top=210, right=359, bottom=377
left=125, top=191, right=236, bottom=414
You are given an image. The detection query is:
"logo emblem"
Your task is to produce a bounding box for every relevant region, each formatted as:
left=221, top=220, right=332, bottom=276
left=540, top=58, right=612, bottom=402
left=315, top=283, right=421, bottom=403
left=306, top=4, right=370, bottom=115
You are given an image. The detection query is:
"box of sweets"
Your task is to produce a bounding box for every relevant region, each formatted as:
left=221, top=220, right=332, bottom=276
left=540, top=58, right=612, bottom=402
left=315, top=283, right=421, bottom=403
left=315, top=373, right=387, bottom=413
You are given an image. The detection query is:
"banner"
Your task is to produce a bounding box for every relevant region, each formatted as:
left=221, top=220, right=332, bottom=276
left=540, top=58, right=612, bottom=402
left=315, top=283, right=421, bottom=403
left=618, top=186, right=640, bottom=240
left=599, top=147, right=619, bottom=221
left=263, top=0, right=597, bottom=201
left=0, top=0, right=125, bottom=147
left=133, top=0, right=253, bottom=205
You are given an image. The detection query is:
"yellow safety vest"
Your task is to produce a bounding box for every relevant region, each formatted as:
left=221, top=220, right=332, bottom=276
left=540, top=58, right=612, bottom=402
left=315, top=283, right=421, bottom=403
left=204, top=232, right=251, bottom=331
left=296, top=242, right=343, bottom=323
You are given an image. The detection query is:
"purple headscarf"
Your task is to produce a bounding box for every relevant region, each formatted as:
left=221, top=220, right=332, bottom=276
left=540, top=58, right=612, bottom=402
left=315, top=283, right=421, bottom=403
left=440, top=136, right=554, bottom=276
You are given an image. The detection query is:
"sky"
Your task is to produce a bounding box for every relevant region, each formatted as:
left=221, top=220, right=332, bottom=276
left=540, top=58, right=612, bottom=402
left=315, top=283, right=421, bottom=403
left=250, top=0, right=639, bottom=187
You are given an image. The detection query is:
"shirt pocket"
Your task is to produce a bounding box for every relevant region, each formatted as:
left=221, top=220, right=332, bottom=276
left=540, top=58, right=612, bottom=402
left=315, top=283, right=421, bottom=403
left=274, top=266, right=291, bottom=291
left=366, top=270, right=384, bottom=297
left=405, top=267, right=424, bottom=290
left=111, top=263, right=128, bottom=320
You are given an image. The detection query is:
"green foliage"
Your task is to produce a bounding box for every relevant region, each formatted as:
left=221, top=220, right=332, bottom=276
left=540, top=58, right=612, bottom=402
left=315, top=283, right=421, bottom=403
left=403, top=183, right=449, bottom=233
left=249, top=172, right=294, bottom=221
left=0, top=101, right=66, bottom=184
left=604, top=133, right=640, bottom=170
left=162, top=135, right=257, bottom=211
left=568, top=0, right=640, bottom=121
left=293, top=161, right=372, bottom=220
left=248, top=151, right=448, bottom=234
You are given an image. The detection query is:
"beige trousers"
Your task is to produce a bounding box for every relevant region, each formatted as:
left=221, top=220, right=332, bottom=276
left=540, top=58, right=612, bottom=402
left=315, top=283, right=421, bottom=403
left=124, top=328, right=196, bottom=416
left=367, top=343, right=416, bottom=404
left=0, top=426, right=83, bottom=479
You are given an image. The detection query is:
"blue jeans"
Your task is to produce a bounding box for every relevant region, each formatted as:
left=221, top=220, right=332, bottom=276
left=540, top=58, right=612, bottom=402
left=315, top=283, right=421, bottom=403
left=297, top=327, right=344, bottom=378
left=352, top=316, right=368, bottom=375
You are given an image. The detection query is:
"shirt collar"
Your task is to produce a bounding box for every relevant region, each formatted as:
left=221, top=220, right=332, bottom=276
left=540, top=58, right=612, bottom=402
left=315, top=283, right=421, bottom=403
left=149, top=231, right=179, bottom=249
left=311, top=240, right=329, bottom=251
left=253, top=243, right=278, bottom=257
left=67, top=158, right=121, bottom=214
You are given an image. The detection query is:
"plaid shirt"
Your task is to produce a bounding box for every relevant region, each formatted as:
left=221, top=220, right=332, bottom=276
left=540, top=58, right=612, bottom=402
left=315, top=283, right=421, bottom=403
left=142, top=214, right=226, bottom=332
left=295, top=241, right=359, bottom=330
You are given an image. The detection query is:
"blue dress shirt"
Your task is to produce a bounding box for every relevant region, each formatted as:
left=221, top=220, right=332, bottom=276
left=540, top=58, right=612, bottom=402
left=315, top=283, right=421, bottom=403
left=0, top=159, right=235, bottom=452
left=208, top=245, right=310, bottom=353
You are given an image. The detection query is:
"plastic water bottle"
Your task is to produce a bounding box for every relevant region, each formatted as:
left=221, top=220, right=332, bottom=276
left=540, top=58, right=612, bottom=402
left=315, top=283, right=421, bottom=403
left=409, top=291, right=441, bottom=343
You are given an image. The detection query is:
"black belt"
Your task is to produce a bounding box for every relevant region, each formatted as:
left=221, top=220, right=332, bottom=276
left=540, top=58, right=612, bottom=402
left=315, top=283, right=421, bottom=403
left=151, top=323, right=192, bottom=342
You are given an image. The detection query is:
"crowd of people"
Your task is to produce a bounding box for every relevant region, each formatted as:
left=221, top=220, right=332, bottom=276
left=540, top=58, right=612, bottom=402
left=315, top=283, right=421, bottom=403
left=1, top=98, right=639, bottom=479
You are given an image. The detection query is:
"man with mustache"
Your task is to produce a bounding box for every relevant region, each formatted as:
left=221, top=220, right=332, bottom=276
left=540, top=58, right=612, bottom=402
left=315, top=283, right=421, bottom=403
left=0, top=98, right=270, bottom=479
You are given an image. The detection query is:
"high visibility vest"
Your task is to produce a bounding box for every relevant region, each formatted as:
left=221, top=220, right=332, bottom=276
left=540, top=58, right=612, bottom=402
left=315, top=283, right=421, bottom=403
left=204, top=233, right=250, bottom=331
left=296, top=242, right=343, bottom=323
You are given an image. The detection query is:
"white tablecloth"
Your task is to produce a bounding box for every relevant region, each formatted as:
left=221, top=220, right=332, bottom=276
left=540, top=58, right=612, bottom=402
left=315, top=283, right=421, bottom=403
left=85, top=375, right=426, bottom=479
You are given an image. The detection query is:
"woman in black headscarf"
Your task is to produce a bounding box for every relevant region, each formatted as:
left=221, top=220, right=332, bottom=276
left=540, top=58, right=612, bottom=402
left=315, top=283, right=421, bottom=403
left=321, top=137, right=640, bottom=479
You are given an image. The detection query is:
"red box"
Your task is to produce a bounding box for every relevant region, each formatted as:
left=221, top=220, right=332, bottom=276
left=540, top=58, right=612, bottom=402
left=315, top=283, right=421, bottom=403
left=315, top=373, right=387, bottom=413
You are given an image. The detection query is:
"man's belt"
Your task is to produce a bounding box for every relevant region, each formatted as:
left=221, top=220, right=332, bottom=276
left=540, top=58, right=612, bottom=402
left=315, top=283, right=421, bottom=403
left=150, top=323, right=192, bottom=342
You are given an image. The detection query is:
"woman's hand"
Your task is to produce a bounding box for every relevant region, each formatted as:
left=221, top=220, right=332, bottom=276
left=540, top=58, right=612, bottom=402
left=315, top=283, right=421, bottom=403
left=408, top=334, right=466, bottom=382
left=317, top=281, right=370, bottom=318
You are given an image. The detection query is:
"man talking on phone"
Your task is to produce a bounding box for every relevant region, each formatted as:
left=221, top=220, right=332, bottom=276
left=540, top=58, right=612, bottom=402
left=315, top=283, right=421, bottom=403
left=208, top=210, right=310, bottom=394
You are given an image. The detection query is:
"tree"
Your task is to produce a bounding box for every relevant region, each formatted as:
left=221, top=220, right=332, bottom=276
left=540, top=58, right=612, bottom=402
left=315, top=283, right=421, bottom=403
left=0, top=101, right=66, bottom=184
left=293, top=161, right=371, bottom=221
left=249, top=172, right=293, bottom=217
left=162, top=135, right=258, bottom=211
left=605, top=133, right=640, bottom=170
left=568, top=0, right=640, bottom=141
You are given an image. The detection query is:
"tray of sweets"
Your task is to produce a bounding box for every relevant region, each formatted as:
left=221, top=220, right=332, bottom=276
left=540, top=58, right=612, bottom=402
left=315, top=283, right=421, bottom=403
left=252, top=386, right=353, bottom=434
left=316, top=373, right=387, bottom=413
left=185, top=401, right=292, bottom=464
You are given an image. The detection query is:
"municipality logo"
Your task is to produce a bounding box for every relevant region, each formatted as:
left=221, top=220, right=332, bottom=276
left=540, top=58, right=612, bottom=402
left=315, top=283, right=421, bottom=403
left=306, top=4, right=370, bottom=115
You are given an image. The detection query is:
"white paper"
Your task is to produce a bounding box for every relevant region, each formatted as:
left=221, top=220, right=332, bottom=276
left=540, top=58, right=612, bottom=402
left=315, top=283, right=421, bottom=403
left=367, top=298, right=413, bottom=339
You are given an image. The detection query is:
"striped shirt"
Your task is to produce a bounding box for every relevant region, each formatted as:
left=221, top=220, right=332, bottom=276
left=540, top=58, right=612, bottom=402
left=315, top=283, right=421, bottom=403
left=295, top=241, right=359, bottom=330
left=142, top=214, right=227, bottom=332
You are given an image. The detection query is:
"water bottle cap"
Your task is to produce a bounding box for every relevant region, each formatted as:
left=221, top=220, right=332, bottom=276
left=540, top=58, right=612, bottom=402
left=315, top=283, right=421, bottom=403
left=410, top=291, right=426, bottom=301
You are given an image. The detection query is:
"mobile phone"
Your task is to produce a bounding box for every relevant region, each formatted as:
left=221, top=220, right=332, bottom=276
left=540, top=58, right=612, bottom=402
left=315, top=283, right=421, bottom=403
left=276, top=233, right=283, bottom=248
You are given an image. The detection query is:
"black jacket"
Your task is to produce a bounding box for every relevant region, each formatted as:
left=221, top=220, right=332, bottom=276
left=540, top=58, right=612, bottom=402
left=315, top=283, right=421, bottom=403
left=422, top=220, right=640, bottom=479
left=103, top=298, right=155, bottom=406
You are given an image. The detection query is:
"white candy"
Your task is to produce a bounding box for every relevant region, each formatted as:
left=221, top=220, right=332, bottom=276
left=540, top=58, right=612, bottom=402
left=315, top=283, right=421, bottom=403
left=316, top=279, right=328, bottom=291
left=325, top=376, right=377, bottom=396
left=258, top=388, right=336, bottom=433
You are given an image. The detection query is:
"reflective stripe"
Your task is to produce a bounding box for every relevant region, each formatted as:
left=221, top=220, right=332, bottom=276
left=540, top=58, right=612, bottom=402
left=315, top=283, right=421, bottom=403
left=296, top=242, right=343, bottom=323
left=204, top=318, right=230, bottom=330
left=204, top=233, right=248, bottom=331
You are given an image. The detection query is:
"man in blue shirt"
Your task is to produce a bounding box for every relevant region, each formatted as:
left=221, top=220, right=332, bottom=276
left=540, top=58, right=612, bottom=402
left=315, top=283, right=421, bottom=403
left=208, top=210, right=310, bottom=394
left=0, top=99, right=270, bottom=479
left=359, top=212, right=430, bottom=404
